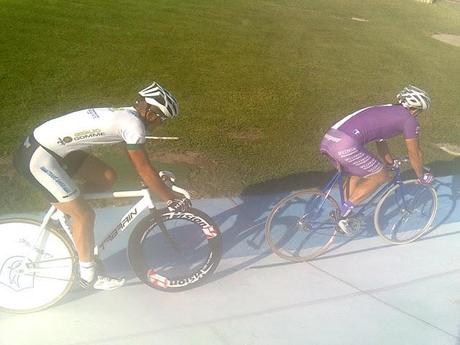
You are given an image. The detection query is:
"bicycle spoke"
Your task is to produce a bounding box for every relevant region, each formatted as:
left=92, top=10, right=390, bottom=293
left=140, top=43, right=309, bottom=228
left=375, top=181, right=438, bottom=244
left=265, top=190, right=339, bottom=261
left=16, top=272, right=74, bottom=282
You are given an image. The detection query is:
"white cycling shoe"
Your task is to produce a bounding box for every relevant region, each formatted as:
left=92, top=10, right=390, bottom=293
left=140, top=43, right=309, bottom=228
left=337, top=218, right=352, bottom=235
left=80, top=275, right=126, bottom=291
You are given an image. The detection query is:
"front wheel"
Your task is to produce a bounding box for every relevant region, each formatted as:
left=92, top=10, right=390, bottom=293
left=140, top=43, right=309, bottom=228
left=0, top=219, right=77, bottom=313
left=374, top=180, right=438, bottom=244
left=128, top=208, right=222, bottom=292
left=265, top=189, right=339, bottom=262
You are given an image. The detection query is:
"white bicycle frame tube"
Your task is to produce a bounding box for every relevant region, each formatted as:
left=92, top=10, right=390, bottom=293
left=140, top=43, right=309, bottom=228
left=90, top=189, right=154, bottom=255
left=90, top=185, right=189, bottom=255
left=28, top=184, right=190, bottom=260
left=92, top=185, right=190, bottom=255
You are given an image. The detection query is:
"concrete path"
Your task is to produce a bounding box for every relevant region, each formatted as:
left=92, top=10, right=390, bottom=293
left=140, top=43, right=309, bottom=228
left=1, top=175, right=460, bottom=345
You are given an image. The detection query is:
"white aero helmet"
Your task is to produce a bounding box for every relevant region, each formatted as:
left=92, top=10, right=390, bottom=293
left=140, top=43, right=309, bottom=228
left=138, top=82, right=179, bottom=120
left=396, top=85, right=431, bottom=114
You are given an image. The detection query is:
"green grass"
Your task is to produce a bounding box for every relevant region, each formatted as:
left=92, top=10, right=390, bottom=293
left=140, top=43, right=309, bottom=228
left=1, top=0, right=460, bottom=212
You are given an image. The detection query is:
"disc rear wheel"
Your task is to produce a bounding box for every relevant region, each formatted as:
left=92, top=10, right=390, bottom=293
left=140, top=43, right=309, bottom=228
left=0, top=219, right=76, bottom=313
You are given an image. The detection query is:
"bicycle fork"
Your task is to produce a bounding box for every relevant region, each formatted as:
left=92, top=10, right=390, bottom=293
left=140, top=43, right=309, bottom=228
left=153, top=208, right=181, bottom=253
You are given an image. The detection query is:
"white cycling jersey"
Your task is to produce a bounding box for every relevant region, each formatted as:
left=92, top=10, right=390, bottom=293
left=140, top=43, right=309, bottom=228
left=33, top=107, right=146, bottom=157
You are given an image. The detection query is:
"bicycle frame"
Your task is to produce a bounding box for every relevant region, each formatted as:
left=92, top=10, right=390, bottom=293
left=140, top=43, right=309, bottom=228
left=320, top=165, right=407, bottom=218
left=28, top=184, right=190, bottom=263
left=89, top=189, right=155, bottom=255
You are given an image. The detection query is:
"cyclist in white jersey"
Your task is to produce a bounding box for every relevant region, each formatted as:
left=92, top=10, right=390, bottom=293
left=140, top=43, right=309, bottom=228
left=13, top=82, right=190, bottom=290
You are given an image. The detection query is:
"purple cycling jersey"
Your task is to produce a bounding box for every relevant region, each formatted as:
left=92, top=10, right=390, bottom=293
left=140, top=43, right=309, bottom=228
left=331, top=104, right=419, bottom=144
left=320, top=104, right=419, bottom=177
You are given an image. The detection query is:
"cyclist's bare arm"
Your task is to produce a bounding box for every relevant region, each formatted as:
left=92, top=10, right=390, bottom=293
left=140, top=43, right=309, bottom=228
left=375, top=140, right=394, bottom=165
left=405, top=138, right=424, bottom=178
left=126, top=148, right=175, bottom=201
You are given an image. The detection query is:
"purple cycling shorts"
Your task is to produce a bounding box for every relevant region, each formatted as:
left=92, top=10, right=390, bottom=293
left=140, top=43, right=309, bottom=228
left=320, top=128, right=383, bottom=177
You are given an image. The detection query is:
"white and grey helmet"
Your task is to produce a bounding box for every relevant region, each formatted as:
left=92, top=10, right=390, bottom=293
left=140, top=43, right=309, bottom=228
left=396, top=85, right=431, bottom=114
left=138, top=82, right=179, bottom=120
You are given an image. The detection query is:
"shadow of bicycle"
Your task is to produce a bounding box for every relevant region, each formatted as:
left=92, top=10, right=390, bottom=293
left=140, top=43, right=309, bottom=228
left=93, top=171, right=332, bottom=273
left=63, top=165, right=460, bottom=307
left=210, top=165, right=460, bottom=272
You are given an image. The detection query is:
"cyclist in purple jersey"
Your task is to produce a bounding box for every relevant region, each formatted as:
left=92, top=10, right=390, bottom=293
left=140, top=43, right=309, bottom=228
left=320, top=85, right=433, bottom=234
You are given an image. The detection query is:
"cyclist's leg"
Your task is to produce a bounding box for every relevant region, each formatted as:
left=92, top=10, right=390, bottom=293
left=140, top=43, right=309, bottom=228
left=320, top=129, right=391, bottom=214
left=347, top=175, right=359, bottom=199
left=60, top=155, right=125, bottom=289
left=343, top=175, right=362, bottom=201
left=343, top=143, right=391, bottom=205
left=53, top=198, right=111, bottom=287
left=345, top=175, right=389, bottom=204
left=64, top=152, right=117, bottom=193
left=25, top=147, right=94, bottom=276
left=55, top=198, right=124, bottom=290
left=17, top=142, right=123, bottom=289
left=54, top=197, right=95, bottom=262
left=347, top=169, right=391, bottom=205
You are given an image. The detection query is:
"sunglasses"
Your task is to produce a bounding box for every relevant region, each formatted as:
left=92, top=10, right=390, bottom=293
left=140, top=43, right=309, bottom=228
left=146, top=106, right=167, bottom=122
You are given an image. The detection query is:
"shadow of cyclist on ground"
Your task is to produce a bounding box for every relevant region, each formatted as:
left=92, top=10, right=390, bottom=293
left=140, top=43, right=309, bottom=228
left=210, top=170, right=336, bottom=279
left=69, top=170, right=335, bottom=294
left=82, top=158, right=460, bottom=296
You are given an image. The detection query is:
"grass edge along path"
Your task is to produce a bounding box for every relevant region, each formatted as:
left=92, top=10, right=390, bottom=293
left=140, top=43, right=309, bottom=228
left=1, top=0, right=460, bottom=212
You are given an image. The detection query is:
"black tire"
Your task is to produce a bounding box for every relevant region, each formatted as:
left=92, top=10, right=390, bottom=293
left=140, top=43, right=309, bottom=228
left=0, top=218, right=77, bottom=313
left=128, top=208, right=222, bottom=291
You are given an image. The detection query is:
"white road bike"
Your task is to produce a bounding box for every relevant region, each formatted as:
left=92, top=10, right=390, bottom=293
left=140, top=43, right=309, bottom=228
left=0, top=172, right=222, bottom=313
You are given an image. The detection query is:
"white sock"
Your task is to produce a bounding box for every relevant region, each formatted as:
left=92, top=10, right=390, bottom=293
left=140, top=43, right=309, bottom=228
left=79, top=261, right=96, bottom=282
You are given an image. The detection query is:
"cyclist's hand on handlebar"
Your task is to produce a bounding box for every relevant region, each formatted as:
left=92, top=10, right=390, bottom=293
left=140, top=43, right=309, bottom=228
left=160, top=171, right=176, bottom=188
left=167, top=198, right=192, bottom=212
left=417, top=172, right=434, bottom=184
